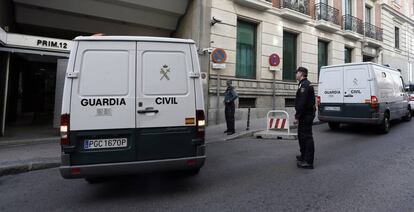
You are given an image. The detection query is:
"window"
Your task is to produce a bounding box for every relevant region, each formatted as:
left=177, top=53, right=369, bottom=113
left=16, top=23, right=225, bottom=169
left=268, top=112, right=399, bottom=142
left=285, top=98, right=295, bottom=107
left=365, top=6, right=372, bottom=24
left=79, top=50, right=129, bottom=96
left=318, top=40, right=329, bottom=79
left=236, top=20, right=256, bottom=79
left=238, top=98, right=256, bottom=108
left=283, top=31, right=297, bottom=81
left=345, top=47, right=353, bottom=63
left=395, top=27, right=400, bottom=49
left=345, top=0, right=352, bottom=15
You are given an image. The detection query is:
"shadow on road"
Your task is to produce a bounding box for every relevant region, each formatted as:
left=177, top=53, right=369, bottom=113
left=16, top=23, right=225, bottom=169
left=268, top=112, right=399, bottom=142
left=318, top=120, right=408, bottom=136
left=81, top=172, right=203, bottom=201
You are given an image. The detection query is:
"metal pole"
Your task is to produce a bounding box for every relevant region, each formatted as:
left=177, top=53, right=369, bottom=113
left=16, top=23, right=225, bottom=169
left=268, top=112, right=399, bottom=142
left=272, top=71, right=276, bottom=110
left=216, top=72, right=220, bottom=125
left=246, top=107, right=251, bottom=131
left=206, top=52, right=211, bottom=125
left=1, top=53, right=10, bottom=136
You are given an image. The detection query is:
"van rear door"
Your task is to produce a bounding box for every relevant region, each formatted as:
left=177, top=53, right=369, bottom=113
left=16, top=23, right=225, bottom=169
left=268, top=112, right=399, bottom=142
left=319, top=66, right=344, bottom=103
left=343, top=65, right=371, bottom=104
left=135, top=42, right=197, bottom=160
left=341, top=64, right=373, bottom=118
left=69, top=41, right=137, bottom=165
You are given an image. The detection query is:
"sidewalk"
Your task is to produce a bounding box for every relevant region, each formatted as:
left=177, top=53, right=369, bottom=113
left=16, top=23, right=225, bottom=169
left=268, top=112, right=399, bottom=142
left=0, top=117, right=321, bottom=177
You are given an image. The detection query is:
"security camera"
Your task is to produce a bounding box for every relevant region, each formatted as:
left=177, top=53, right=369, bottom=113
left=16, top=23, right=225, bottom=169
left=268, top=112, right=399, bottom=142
left=200, top=47, right=214, bottom=54
left=211, top=16, right=222, bottom=26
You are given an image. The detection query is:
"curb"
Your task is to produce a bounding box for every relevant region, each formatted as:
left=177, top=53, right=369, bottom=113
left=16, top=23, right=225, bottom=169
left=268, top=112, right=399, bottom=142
left=0, top=137, right=59, bottom=148
left=0, top=158, right=60, bottom=177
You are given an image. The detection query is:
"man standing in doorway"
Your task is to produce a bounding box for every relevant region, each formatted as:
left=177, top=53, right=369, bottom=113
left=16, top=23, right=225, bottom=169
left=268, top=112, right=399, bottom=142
left=294, top=67, right=316, bottom=169
left=224, top=80, right=238, bottom=135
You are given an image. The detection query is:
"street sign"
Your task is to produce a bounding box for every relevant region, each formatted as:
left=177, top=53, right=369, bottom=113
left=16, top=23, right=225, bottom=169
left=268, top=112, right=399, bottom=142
left=269, top=53, right=280, bottom=67
left=211, top=48, right=227, bottom=64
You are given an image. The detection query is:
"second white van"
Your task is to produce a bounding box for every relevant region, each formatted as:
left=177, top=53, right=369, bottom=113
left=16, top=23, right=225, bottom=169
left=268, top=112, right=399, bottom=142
left=318, top=62, right=411, bottom=133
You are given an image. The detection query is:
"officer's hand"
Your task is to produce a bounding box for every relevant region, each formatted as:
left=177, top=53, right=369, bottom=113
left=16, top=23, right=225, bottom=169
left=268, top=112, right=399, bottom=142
left=294, top=119, right=299, bottom=125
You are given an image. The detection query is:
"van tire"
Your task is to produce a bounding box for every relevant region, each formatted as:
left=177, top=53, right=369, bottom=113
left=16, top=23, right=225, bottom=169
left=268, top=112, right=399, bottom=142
left=379, top=114, right=390, bottom=134
left=402, top=107, right=412, bottom=122
left=183, top=168, right=201, bottom=176
left=85, top=177, right=105, bottom=184
left=328, top=122, right=340, bottom=130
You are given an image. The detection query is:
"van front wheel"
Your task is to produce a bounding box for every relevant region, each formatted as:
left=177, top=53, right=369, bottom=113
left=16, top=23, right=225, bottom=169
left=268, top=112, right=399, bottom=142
left=328, top=122, right=340, bottom=130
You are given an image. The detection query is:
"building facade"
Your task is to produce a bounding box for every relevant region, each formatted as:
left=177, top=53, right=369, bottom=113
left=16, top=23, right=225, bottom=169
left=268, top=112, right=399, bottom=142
left=381, top=0, right=414, bottom=84
left=0, top=0, right=211, bottom=136
left=206, top=0, right=414, bottom=124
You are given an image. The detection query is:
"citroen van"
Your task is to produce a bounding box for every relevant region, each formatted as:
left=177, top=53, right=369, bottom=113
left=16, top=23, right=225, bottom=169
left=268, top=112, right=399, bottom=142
left=318, top=62, right=411, bottom=133
left=59, top=36, right=206, bottom=182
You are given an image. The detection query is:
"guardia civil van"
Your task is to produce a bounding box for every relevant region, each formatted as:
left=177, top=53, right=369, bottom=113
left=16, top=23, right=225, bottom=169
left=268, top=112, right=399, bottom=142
left=317, top=62, right=411, bottom=133
left=59, top=36, right=206, bottom=182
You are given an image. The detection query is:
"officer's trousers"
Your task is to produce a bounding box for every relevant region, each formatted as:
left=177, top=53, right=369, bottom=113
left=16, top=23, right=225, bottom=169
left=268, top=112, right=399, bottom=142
left=298, top=115, right=315, bottom=164
left=225, top=102, right=235, bottom=132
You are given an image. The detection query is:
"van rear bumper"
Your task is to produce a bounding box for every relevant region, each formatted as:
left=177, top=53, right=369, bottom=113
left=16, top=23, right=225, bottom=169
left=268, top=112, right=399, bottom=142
left=318, top=115, right=382, bottom=125
left=60, top=156, right=206, bottom=179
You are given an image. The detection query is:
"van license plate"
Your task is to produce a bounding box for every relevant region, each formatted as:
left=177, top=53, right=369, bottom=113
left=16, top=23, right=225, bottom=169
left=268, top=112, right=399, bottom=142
left=325, top=106, right=341, bottom=111
left=84, top=138, right=128, bottom=150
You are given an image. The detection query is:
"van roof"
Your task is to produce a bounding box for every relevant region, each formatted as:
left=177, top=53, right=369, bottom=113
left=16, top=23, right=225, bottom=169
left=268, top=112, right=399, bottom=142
left=74, top=36, right=195, bottom=44
left=321, top=62, right=400, bottom=72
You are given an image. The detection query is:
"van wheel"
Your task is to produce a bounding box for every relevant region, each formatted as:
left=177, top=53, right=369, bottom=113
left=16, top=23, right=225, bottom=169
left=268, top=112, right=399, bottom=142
left=379, top=115, right=390, bottom=134
left=402, top=108, right=412, bottom=122
left=328, top=122, right=340, bottom=130
left=183, top=168, right=201, bottom=176
left=85, top=177, right=105, bottom=184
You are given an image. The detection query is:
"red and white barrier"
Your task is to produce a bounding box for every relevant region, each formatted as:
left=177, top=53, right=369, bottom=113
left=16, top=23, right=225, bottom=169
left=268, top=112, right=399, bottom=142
left=268, top=118, right=288, bottom=130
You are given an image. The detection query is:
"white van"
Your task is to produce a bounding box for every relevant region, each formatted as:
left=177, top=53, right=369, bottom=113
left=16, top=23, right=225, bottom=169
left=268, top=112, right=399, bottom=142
left=318, top=62, right=411, bottom=133
left=59, top=36, right=206, bottom=181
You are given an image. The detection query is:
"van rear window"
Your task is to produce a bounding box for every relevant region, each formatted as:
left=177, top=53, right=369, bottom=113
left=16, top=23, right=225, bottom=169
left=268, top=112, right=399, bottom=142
left=79, top=50, right=129, bottom=96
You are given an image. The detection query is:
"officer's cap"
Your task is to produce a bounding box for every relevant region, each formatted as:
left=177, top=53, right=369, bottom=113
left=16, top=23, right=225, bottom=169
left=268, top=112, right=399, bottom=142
left=296, top=67, right=308, bottom=76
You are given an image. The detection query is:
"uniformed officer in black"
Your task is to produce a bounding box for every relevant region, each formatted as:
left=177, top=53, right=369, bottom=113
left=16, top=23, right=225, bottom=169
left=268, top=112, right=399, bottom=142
left=224, top=80, right=238, bottom=135
left=294, top=67, right=316, bottom=169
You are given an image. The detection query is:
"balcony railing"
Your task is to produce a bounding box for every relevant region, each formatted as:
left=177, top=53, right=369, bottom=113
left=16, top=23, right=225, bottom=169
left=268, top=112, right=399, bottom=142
left=365, top=22, right=383, bottom=42
left=315, top=3, right=340, bottom=25
left=342, top=14, right=364, bottom=35
left=281, top=0, right=310, bottom=16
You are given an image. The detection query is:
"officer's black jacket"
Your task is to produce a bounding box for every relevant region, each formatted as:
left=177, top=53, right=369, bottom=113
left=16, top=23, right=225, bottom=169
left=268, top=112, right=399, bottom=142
left=295, top=78, right=316, bottom=120
left=224, top=86, right=238, bottom=104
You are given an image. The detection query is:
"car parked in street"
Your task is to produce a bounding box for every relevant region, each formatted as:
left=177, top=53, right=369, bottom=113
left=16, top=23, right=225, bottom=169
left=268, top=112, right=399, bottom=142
left=406, top=83, right=414, bottom=115
left=317, top=62, right=411, bottom=133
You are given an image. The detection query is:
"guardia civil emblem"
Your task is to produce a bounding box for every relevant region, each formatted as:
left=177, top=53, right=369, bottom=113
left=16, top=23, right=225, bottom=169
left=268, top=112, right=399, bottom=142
left=160, top=64, right=170, bottom=80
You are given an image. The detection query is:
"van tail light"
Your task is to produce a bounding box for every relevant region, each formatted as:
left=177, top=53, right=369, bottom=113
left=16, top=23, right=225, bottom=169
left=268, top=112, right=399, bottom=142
left=370, top=96, right=379, bottom=109
left=196, top=110, right=205, bottom=139
left=316, top=96, right=321, bottom=107
left=60, top=114, right=70, bottom=146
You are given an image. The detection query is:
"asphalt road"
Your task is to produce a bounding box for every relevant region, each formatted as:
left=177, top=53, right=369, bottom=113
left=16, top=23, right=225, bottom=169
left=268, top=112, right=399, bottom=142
left=1, top=120, right=414, bottom=212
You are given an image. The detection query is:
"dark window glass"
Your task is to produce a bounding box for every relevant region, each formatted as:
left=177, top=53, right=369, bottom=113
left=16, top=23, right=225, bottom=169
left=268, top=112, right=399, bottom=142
left=395, top=27, right=400, bottom=49
left=283, top=31, right=297, bottom=81
left=238, top=98, right=256, bottom=108
left=345, top=47, right=353, bottom=63
left=365, top=6, right=372, bottom=24
left=236, top=20, right=256, bottom=79
left=318, top=40, right=329, bottom=80
left=285, top=98, right=296, bottom=107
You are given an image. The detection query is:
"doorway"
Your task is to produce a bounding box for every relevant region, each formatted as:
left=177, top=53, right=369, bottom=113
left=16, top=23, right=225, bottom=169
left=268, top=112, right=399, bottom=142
left=3, top=53, right=65, bottom=138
